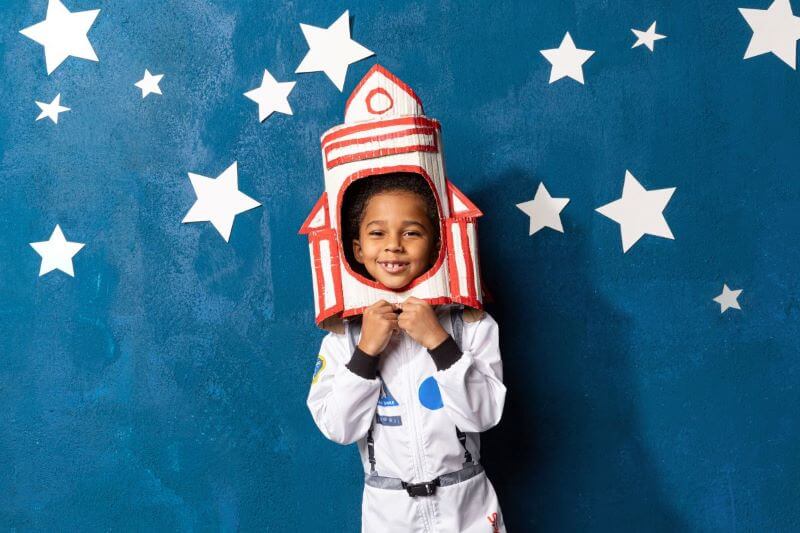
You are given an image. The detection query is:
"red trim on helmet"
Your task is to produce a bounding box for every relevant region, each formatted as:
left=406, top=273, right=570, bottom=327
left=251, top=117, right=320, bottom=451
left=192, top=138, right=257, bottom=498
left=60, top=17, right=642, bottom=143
left=327, top=144, right=439, bottom=170
left=321, top=116, right=440, bottom=146
left=309, top=228, right=344, bottom=324
left=365, top=87, right=394, bottom=115
left=299, top=192, right=330, bottom=234
left=345, top=64, right=424, bottom=117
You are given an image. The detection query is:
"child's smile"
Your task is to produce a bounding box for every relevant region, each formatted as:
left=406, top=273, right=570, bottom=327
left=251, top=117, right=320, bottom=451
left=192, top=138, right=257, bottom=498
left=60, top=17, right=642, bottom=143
left=352, top=191, right=438, bottom=290
left=378, top=260, right=410, bottom=274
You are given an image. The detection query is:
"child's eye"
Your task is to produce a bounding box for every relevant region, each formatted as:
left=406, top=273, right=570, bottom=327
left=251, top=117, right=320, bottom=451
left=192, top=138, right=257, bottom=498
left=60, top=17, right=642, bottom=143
left=369, top=231, right=383, bottom=236
left=404, top=231, right=421, bottom=237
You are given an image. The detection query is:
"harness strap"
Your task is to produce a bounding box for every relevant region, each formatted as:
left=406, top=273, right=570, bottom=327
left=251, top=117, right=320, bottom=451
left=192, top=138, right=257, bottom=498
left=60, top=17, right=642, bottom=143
left=450, top=307, right=464, bottom=349
left=364, top=463, right=484, bottom=491
left=449, top=308, right=475, bottom=466
left=456, top=427, right=473, bottom=465
left=366, top=429, right=377, bottom=475
left=346, top=318, right=360, bottom=354
left=347, top=319, right=378, bottom=474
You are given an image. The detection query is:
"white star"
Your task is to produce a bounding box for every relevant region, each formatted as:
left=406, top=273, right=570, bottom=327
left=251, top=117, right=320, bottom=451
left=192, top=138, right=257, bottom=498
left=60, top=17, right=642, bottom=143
left=19, top=0, right=100, bottom=75
left=182, top=162, right=261, bottom=242
left=595, top=170, right=676, bottom=253
left=739, top=0, right=800, bottom=69
left=516, top=183, right=570, bottom=236
left=631, top=21, right=667, bottom=52
left=295, top=10, right=374, bottom=91
left=244, top=69, right=296, bottom=121
left=35, top=93, right=70, bottom=124
left=29, top=224, right=85, bottom=277
left=713, top=284, right=743, bottom=313
left=135, top=69, right=164, bottom=98
left=540, top=32, right=595, bottom=84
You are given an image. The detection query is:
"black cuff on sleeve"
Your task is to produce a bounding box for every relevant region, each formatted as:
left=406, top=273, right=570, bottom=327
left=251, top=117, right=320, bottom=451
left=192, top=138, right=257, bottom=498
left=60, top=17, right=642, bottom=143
left=346, top=346, right=379, bottom=379
left=428, top=335, right=463, bottom=371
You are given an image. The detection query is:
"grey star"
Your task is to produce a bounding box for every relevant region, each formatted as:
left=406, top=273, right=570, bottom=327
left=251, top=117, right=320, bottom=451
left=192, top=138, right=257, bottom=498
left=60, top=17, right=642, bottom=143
left=713, top=284, right=743, bottom=313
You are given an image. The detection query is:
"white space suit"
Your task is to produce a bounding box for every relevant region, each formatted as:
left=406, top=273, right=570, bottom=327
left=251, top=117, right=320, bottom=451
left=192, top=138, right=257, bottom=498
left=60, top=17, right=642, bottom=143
left=307, top=307, right=507, bottom=532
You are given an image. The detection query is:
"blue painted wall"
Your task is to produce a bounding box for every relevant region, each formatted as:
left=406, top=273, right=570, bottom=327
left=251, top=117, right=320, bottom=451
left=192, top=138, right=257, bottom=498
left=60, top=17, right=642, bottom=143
left=2, top=0, right=798, bottom=530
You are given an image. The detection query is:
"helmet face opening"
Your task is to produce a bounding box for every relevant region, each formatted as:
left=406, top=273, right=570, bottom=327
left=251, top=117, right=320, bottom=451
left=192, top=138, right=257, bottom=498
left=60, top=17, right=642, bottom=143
left=339, top=170, right=444, bottom=286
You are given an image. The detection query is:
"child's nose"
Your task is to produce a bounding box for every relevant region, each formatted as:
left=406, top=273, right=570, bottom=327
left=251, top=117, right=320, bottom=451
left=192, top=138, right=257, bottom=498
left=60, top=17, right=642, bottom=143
left=385, top=238, right=403, bottom=251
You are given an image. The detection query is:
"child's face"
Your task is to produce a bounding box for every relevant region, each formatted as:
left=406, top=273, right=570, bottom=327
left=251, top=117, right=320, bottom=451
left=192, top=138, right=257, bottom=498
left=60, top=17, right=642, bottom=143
left=352, top=191, right=438, bottom=290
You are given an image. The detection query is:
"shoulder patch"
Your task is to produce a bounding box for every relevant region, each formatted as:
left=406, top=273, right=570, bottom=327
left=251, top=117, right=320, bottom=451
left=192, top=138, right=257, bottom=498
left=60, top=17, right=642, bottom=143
left=311, top=354, right=326, bottom=384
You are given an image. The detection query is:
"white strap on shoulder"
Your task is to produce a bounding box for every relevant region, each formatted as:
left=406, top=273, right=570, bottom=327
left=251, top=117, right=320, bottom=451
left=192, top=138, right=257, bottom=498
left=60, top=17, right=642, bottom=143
left=449, top=307, right=464, bottom=351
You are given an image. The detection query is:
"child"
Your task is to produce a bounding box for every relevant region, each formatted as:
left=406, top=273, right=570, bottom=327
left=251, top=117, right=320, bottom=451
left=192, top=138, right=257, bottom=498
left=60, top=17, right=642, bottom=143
left=307, top=171, right=507, bottom=532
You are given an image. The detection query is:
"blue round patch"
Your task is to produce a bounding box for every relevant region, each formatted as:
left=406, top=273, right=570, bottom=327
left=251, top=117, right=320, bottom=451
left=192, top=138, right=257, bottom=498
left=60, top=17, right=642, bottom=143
left=418, top=376, right=443, bottom=410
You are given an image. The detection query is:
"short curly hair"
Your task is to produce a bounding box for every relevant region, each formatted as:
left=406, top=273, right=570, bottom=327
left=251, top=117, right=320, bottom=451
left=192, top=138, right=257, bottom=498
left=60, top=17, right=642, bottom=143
left=341, top=172, right=441, bottom=278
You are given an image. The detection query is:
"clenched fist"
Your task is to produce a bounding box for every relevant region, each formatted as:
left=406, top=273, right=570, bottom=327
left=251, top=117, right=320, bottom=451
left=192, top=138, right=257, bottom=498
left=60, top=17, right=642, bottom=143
left=357, top=300, right=400, bottom=356
left=397, top=297, right=449, bottom=349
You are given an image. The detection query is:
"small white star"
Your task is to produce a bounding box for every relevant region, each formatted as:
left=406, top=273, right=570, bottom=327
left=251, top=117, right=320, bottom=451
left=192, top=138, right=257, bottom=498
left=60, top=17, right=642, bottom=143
left=35, top=93, right=70, bottom=124
left=713, top=284, right=743, bottom=313
left=295, top=10, right=375, bottom=91
left=29, top=224, right=85, bottom=277
left=135, top=69, right=164, bottom=98
left=182, top=162, right=262, bottom=242
left=516, top=183, right=570, bottom=236
left=19, top=0, right=100, bottom=75
left=631, top=21, right=667, bottom=52
left=540, top=32, right=595, bottom=84
left=595, top=170, right=676, bottom=253
left=244, top=69, right=296, bottom=122
left=739, top=0, right=800, bottom=69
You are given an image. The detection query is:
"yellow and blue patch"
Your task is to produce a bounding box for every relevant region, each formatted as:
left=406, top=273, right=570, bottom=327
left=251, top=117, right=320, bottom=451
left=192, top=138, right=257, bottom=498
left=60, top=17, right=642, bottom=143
left=311, top=354, right=326, bottom=385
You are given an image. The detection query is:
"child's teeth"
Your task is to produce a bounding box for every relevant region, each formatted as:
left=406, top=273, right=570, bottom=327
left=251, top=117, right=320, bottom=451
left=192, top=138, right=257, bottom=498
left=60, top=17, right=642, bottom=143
left=382, top=262, right=405, bottom=272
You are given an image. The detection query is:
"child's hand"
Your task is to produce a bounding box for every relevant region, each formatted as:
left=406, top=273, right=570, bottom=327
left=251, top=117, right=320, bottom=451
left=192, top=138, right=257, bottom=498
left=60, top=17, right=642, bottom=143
left=358, top=300, right=400, bottom=356
left=397, top=297, right=449, bottom=350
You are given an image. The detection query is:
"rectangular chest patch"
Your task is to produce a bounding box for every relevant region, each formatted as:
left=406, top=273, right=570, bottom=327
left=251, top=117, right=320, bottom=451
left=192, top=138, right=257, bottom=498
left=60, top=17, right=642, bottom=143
left=376, top=414, right=403, bottom=426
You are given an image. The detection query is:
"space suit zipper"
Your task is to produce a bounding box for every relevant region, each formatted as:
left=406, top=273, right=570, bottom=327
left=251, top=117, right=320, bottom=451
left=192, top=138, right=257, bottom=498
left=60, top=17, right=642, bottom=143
left=402, top=333, right=435, bottom=532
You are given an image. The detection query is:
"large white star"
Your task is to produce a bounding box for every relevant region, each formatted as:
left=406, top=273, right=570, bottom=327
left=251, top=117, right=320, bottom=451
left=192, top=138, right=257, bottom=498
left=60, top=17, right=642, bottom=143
left=295, top=10, right=374, bottom=91
left=36, top=93, right=70, bottom=124
left=713, top=284, right=743, bottom=313
left=29, top=224, right=85, bottom=277
left=244, top=69, right=296, bottom=121
left=540, top=32, right=595, bottom=84
left=739, top=0, right=800, bottom=69
left=182, top=162, right=261, bottom=242
left=516, top=182, right=570, bottom=236
left=19, top=0, right=100, bottom=75
left=135, top=69, right=164, bottom=98
left=595, top=170, right=676, bottom=253
left=631, top=21, right=667, bottom=52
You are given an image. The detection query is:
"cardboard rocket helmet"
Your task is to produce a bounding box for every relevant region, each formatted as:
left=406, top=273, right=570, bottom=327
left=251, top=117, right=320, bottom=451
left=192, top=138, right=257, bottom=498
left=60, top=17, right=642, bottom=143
left=299, top=64, right=484, bottom=327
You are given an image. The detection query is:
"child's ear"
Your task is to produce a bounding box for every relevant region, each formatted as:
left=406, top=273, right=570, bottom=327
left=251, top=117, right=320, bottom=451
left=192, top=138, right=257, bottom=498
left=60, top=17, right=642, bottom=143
left=352, top=239, right=365, bottom=264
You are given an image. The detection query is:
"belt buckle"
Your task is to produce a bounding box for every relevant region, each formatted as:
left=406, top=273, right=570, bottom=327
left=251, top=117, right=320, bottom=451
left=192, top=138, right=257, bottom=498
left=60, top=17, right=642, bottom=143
left=402, top=478, right=440, bottom=497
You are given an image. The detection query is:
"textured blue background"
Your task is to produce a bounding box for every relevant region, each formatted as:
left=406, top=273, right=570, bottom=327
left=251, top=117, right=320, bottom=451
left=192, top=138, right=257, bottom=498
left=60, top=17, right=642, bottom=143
left=2, top=0, right=799, bottom=531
